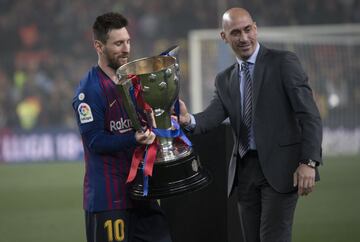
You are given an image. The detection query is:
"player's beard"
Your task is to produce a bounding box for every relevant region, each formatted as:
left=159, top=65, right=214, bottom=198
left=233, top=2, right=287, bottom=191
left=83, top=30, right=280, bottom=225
left=104, top=50, right=128, bottom=71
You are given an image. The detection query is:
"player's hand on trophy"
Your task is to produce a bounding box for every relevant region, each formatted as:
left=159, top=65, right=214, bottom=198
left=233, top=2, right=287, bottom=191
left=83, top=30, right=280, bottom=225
left=135, top=129, right=156, bottom=145
left=178, top=99, right=191, bottom=126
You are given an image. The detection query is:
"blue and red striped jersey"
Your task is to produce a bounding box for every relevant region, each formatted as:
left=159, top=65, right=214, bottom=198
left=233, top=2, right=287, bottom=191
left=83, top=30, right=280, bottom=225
left=72, top=66, right=138, bottom=212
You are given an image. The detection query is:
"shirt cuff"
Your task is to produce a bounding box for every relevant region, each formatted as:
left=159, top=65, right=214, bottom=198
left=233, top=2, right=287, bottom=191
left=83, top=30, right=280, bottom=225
left=183, top=114, right=196, bottom=131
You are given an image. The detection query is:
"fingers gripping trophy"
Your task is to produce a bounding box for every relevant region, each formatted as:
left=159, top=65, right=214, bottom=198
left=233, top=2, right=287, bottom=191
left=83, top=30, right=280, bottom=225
left=116, top=46, right=211, bottom=199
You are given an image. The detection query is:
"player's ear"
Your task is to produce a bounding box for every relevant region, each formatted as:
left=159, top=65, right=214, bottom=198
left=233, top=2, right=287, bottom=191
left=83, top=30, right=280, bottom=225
left=94, top=40, right=104, bottom=54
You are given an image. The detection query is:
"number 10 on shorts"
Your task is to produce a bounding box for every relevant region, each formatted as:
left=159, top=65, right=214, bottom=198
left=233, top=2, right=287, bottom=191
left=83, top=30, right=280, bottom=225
left=104, top=219, right=125, bottom=241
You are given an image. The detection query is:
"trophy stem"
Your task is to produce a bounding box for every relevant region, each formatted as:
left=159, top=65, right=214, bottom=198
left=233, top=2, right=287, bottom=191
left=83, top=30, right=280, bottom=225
left=153, top=112, right=178, bottom=162
left=154, top=112, right=172, bottom=130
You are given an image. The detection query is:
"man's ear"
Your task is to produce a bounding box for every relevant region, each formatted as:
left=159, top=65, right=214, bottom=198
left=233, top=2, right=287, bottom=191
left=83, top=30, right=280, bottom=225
left=220, top=31, right=227, bottom=43
left=94, top=40, right=103, bottom=54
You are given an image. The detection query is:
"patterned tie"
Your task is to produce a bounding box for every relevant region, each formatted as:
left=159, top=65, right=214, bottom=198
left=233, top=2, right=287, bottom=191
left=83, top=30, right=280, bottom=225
left=238, top=62, right=252, bottom=158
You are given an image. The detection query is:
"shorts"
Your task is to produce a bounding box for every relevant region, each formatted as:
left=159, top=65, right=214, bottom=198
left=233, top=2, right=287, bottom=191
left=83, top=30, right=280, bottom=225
left=85, top=201, right=172, bottom=242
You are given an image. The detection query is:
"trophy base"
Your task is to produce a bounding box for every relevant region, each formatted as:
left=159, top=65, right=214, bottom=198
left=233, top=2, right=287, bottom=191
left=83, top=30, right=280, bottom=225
left=130, top=150, right=211, bottom=200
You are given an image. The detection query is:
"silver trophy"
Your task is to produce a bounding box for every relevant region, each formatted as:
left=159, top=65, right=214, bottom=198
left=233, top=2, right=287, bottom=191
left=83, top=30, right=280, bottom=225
left=116, top=48, right=210, bottom=199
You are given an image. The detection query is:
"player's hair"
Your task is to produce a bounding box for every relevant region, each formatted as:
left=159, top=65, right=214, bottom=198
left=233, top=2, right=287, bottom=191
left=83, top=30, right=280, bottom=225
left=93, top=12, right=128, bottom=43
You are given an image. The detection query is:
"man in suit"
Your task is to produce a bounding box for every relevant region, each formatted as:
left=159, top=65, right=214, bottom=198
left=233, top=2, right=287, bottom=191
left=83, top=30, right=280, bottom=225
left=179, top=7, right=323, bottom=242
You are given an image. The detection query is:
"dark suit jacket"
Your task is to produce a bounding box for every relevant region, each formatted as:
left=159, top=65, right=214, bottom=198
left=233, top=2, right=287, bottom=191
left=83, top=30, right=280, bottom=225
left=193, top=45, right=323, bottom=195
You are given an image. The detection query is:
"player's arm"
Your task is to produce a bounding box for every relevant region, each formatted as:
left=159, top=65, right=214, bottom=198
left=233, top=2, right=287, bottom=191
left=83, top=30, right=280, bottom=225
left=82, top=128, right=137, bottom=153
left=82, top=128, right=155, bottom=154
left=73, top=82, right=138, bottom=154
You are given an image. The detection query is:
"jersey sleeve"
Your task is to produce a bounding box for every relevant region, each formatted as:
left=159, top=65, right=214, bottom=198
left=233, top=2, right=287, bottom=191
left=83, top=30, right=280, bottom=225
left=72, top=73, right=137, bottom=153
left=73, top=77, right=106, bottom=135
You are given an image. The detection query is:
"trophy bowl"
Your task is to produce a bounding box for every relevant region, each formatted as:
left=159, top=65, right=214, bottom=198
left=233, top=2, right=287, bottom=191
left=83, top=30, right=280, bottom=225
left=116, top=55, right=211, bottom=200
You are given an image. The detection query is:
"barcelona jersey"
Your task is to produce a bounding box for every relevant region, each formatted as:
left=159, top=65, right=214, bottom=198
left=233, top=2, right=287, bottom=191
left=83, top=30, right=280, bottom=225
left=72, top=66, right=138, bottom=212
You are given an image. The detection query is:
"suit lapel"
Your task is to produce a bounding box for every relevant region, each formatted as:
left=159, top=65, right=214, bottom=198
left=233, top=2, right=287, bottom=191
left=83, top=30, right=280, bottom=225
left=253, top=45, right=268, bottom=117
left=229, top=63, right=241, bottom=135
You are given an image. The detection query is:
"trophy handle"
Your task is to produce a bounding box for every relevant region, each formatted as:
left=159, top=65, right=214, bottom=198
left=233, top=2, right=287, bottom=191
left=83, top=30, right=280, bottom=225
left=116, top=75, right=143, bottom=131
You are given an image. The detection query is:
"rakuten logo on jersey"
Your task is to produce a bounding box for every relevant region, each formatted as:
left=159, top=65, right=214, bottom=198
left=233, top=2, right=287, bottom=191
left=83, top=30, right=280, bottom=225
left=109, top=118, right=133, bottom=133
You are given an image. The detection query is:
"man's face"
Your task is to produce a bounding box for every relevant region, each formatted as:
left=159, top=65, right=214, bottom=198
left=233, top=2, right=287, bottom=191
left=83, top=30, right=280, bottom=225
left=101, top=28, right=130, bottom=70
left=221, top=15, right=257, bottom=60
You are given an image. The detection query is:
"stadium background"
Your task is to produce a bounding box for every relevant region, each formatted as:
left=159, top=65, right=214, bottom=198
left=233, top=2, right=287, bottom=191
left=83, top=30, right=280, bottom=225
left=0, top=0, right=359, bottom=241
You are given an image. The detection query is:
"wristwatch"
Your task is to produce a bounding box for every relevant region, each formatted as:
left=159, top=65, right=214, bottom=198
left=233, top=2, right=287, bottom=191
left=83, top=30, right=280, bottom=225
left=300, top=159, right=318, bottom=168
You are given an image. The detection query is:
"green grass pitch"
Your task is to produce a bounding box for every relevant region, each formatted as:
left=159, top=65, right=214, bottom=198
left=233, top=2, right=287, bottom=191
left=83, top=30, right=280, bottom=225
left=0, top=156, right=359, bottom=242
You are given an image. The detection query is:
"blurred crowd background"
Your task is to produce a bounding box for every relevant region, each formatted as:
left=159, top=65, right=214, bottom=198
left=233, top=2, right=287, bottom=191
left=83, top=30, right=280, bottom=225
left=0, top=0, right=359, bottom=131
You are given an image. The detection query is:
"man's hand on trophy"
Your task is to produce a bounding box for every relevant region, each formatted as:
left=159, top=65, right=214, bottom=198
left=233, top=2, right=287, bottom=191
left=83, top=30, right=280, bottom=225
left=135, top=129, right=156, bottom=145
left=178, top=99, right=191, bottom=126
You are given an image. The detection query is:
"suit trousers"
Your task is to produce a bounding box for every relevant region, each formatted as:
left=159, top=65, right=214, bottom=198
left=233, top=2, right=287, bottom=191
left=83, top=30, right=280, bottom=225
left=236, top=151, right=298, bottom=242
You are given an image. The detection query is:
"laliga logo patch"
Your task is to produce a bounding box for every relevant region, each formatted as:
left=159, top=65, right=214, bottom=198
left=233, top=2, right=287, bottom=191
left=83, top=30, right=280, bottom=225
left=78, top=103, right=93, bottom=123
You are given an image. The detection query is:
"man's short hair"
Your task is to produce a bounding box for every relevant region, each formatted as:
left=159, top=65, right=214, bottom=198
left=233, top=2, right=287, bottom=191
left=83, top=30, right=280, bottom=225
left=93, top=12, right=128, bottom=43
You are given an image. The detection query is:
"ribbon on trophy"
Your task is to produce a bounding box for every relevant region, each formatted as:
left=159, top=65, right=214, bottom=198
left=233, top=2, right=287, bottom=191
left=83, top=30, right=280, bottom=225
left=126, top=74, right=156, bottom=195
left=152, top=117, right=192, bottom=147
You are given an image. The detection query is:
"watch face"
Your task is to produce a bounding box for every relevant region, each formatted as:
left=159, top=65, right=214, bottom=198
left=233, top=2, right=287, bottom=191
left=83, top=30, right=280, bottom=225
left=308, top=160, right=316, bottom=168
left=300, top=159, right=317, bottom=168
